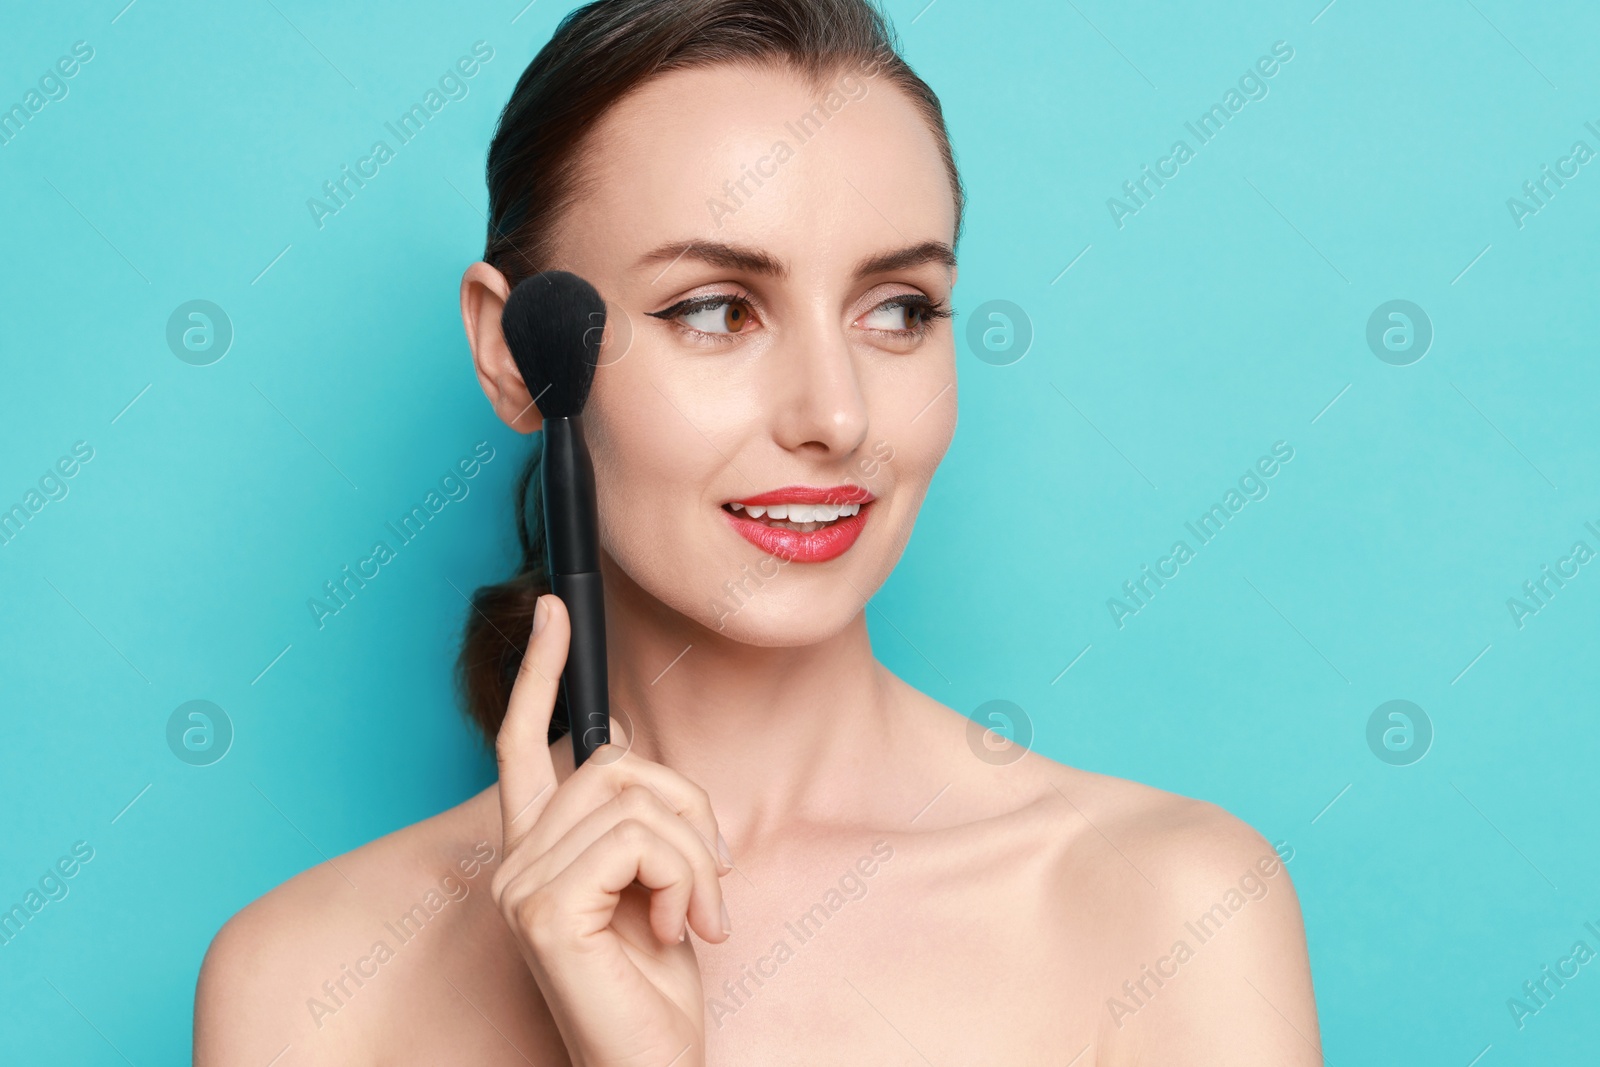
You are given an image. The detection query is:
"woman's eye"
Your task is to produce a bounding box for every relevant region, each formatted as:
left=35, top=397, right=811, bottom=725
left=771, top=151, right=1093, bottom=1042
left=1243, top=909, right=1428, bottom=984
left=860, top=299, right=930, bottom=333
left=680, top=299, right=754, bottom=334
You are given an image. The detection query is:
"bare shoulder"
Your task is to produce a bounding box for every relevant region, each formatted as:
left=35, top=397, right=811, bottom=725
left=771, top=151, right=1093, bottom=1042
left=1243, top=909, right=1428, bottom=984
left=194, top=788, right=502, bottom=1066
left=905, top=679, right=1290, bottom=884
left=1009, top=753, right=1318, bottom=1062
left=902, top=686, right=1319, bottom=1061
left=1038, top=756, right=1289, bottom=889
left=908, top=675, right=1292, bottom=902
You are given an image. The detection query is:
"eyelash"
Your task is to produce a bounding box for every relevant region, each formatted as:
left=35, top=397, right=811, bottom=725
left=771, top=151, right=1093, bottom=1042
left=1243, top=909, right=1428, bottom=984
left=645, top=289, right=757, bottom=345
left=646, top=290, right=952, bottom=345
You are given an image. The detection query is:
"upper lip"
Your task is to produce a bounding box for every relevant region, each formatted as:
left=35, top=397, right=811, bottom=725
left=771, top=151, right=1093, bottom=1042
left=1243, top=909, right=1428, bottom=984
left=727, top=485, right=876, bottom=507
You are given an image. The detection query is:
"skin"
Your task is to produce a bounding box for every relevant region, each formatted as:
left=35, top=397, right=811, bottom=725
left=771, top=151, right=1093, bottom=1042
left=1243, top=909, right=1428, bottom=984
left=195, top=61, right=1320, bottom=1066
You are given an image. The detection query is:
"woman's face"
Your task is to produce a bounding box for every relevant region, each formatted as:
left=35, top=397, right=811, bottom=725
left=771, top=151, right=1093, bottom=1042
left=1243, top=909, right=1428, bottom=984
left=499, top=61, right=958, bottom=646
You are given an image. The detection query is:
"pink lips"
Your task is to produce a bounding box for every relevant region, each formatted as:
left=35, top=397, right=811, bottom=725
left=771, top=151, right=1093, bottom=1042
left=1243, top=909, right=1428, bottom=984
left=722, top=484, right=875, bottom=563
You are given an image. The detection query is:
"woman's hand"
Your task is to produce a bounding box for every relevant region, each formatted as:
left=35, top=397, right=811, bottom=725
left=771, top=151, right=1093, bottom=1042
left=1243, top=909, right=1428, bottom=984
left=490, top=593, right=732, bottom=1067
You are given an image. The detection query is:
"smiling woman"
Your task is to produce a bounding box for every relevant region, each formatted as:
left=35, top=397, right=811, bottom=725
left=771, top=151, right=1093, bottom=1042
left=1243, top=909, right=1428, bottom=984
left=193, top=1, right=1319, bottom=1064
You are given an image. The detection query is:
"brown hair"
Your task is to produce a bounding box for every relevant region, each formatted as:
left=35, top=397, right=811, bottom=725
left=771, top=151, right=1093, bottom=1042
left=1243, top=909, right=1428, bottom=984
left=457, top=0, right=965, bottom=743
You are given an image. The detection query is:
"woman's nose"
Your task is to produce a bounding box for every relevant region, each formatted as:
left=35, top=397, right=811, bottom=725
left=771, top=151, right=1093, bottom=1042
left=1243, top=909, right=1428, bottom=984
left=768, top=319, right=870, bottom=457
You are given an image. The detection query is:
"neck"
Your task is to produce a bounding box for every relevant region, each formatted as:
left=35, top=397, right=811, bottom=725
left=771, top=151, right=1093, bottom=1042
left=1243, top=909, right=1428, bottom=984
left=596, top=553, right=897, bottom=841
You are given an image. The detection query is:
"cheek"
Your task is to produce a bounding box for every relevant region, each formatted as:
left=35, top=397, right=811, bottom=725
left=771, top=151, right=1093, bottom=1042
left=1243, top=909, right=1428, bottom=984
left=855, top=352, right=956, bottom=559
left=583, top=361, right=733, bottom=593
left=589, top=403, right=683, bottom=533
left=877, top=412, right=951, bottom=549
left=908, top=385, right=957, bottom=473
left=863, top=348, right=957, bottom=485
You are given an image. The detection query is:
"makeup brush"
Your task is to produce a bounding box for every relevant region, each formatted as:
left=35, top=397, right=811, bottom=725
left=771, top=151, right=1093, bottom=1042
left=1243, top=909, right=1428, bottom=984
left=500, top=270, right=610, bottom=767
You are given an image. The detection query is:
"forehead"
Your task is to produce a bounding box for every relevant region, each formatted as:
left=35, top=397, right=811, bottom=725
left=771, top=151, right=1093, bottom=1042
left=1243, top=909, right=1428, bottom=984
left=554, top=61, right=956, bottom=278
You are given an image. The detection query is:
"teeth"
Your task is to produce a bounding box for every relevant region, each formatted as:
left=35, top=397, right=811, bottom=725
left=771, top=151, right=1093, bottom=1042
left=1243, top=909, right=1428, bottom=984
left=727, top=500, right=866, bottom=522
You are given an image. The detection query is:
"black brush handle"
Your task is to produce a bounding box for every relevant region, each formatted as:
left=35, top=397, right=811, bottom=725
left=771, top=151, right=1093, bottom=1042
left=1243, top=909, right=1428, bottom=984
left=551, top=570, right=609, bottom=765
left=541, top=417, right=610, bottom=766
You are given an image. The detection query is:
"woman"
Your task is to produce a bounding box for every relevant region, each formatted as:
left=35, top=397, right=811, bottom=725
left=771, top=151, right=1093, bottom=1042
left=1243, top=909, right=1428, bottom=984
left=196, top=1, right=1319, bottom=1062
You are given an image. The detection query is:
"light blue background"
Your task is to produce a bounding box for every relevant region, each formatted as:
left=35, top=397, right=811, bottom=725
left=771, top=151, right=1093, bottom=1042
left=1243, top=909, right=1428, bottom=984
left=2, top=0, right=1596, bottom=1062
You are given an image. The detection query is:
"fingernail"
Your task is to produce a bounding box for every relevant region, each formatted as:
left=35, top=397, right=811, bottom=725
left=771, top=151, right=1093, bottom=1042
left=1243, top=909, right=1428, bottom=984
left=678, top=923, right=687, bottom=943
left=719, top=900, right=732, bottom=935
left=532, top=595, right=550, bottom=636
left=716, top=831, right=733, bottom=869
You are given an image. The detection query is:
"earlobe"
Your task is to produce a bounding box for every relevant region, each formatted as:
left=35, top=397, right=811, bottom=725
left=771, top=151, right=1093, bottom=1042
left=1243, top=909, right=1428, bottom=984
left=461, top=261, right=542, bottom=433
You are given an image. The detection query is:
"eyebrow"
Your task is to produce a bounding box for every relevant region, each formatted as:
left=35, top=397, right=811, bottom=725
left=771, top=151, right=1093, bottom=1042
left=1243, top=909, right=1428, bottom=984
left=637, top=241, right=786, bottom=278
left=854, top=240, right=957, bottom=276
left=636, top=239, right=956, bottom=282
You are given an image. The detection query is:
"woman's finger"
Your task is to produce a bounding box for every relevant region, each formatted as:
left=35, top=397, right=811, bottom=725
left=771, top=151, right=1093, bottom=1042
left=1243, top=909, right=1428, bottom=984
left=529, top=744, right=731, bottom=875
left=496, top=593, right=569, bottom=854
left=523, top=784, right=728, bottom=944
left=506, top=818, right=701, bottom=949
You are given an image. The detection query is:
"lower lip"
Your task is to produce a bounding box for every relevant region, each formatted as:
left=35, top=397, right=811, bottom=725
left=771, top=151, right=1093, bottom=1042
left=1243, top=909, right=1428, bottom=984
left=722, top=503, right=871, bottom=563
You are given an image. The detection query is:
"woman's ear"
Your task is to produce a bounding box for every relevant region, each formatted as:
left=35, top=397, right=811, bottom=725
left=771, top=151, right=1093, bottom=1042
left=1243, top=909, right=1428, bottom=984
left=461, top=261, right=542, bottom=433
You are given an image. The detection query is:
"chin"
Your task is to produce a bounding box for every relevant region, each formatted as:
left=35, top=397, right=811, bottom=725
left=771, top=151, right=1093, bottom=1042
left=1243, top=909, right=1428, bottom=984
left=699, top=589, right=864, bottom=647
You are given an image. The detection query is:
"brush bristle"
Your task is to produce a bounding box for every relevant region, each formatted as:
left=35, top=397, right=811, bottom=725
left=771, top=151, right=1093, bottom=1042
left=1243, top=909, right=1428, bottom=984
left=501, top=270, right=607, bottom=419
